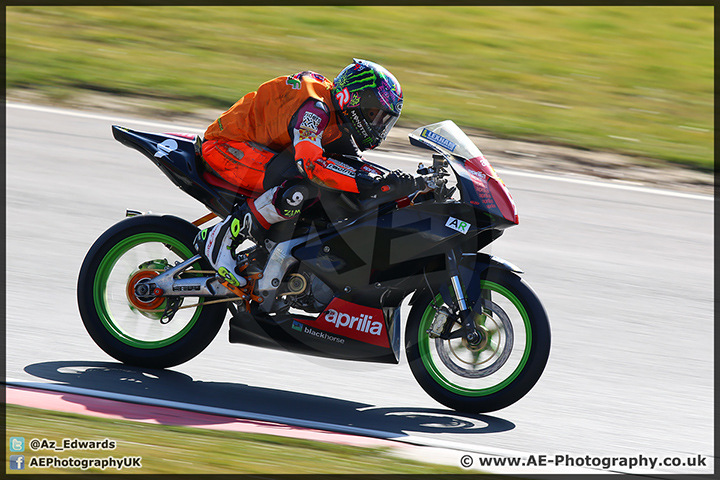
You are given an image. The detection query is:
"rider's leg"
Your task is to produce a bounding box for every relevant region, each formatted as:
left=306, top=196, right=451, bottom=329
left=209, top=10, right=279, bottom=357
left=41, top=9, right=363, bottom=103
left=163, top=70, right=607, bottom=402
left=249, top=178, right=318, bottom=232
left=193, top=205, right=250, bottom=287
left=200, top=139, right=276, bottom=191
left=193, top=180, right=317, bottom=286
left=195, top=138, right=317, bottom=285
left=192, top=139, right=274, bottom=287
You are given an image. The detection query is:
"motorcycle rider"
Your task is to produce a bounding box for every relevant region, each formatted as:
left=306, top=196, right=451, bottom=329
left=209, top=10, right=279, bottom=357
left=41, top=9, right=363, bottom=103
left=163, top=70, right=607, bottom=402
left=194, top=59, right=420, bottom=290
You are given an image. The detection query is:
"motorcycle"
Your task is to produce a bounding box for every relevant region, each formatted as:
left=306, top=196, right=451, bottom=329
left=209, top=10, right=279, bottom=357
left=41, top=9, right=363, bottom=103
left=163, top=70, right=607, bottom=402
left=77, top=120, right=550, bottom=413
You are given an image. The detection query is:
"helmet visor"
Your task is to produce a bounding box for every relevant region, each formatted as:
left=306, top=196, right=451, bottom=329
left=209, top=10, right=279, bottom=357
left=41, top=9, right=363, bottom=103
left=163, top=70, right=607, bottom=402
left=365, top=107, right=399, bottom=141
left=360, top=91, right=399, bottom=142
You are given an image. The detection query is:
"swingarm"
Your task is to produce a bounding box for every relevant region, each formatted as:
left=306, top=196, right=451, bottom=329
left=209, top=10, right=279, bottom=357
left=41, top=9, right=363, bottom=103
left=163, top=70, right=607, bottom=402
left=137, top=255, right=238, bottom=298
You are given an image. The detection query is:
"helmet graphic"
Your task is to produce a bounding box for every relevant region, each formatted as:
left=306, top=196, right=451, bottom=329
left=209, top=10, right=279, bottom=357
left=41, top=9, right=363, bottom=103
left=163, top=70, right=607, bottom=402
left=332, top=59, right=403, bottom=151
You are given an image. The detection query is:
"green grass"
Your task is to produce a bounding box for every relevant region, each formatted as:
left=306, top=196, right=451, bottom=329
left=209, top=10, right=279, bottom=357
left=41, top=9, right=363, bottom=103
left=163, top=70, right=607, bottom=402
left=5, top=404, right=465, bottom=474
left=6, top=6, right=714, bottom=169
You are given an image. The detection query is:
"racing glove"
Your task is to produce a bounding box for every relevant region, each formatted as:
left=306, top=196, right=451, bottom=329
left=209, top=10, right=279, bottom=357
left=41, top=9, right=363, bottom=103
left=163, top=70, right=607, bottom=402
left=357, top=170, right=424, bottom=199
left=381, top=170, right=418, bottom=197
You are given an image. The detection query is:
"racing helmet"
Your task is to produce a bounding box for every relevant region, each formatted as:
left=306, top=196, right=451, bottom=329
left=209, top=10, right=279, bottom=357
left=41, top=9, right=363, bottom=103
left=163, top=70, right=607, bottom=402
left=332, top=59, right=403, bottom=151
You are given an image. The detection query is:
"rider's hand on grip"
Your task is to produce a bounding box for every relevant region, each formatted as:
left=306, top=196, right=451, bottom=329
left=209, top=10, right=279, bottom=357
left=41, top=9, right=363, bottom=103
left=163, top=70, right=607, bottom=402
left=380, top=170, right=423, bottom=198
left=357, top=169, right=424, bottom=200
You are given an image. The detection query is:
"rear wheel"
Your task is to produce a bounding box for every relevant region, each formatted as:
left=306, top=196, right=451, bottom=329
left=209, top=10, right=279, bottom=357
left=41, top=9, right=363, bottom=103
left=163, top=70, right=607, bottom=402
left=406, top=268, right=550, bottom=413
left=77, top=215, right=227, bottom=368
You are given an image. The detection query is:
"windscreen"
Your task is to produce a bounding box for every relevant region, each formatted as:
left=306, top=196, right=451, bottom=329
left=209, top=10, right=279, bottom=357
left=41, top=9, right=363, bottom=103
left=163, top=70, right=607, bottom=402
left=409, top=120, right=518, bottom=225
left=408, top=120, right=482, bottom=160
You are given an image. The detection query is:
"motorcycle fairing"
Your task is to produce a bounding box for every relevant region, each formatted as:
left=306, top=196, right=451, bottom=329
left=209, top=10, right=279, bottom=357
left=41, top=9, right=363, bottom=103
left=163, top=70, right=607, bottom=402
left=252, top=195, right=509, bottom=318
left=292, top=201, right=481, bottom=294
left=111, top=125, right=241, bottom=217
left=453, top=157, right=518, bottom=226
left=229, top=300, right=400, bottom=364
left=409, top=121, right=518, bottom=226
left=297, top=297, right=389, bottom=348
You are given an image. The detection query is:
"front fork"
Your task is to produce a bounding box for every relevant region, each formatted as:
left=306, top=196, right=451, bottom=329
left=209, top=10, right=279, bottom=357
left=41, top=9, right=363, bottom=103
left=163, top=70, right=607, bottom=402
left=447, top=249, right=483, bottom=346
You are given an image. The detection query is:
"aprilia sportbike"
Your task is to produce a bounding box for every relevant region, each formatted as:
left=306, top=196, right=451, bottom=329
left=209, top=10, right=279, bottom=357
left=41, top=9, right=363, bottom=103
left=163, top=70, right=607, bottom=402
left=77, top=120, right=550, bottom=413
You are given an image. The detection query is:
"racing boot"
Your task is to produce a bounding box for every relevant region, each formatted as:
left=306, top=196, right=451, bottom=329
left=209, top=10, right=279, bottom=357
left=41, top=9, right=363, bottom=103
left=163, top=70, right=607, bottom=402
left=195, top=183, right=294, bottom=287
left=193, top=203, right=258, bottom=288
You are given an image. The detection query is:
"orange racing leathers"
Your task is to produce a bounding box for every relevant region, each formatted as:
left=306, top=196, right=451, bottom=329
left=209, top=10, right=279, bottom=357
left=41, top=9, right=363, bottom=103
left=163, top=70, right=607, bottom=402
left=203, top=71, right=362, bottom=196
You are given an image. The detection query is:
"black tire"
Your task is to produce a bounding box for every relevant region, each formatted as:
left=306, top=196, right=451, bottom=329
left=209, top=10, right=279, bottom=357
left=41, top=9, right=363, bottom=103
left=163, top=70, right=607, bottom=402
left=77, top=214, right=227, bottom=368
left=406, top=267, right=550, bottom=413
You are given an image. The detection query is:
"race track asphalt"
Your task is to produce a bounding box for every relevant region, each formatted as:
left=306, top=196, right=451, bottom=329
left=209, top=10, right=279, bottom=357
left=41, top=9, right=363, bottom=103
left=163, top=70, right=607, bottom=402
left=5, top=103, right=714, bottom=474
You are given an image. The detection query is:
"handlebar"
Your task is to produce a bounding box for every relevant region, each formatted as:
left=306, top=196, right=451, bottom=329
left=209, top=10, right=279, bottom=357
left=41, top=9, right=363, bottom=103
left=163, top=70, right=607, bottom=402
left=417, top=154, right=456, bottom=201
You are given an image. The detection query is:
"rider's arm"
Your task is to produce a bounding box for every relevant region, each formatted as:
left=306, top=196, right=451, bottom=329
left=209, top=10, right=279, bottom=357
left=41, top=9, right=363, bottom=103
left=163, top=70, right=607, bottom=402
left=292, top=100, right=360, bottom=193
left=291, top=100, right=423, bottom=197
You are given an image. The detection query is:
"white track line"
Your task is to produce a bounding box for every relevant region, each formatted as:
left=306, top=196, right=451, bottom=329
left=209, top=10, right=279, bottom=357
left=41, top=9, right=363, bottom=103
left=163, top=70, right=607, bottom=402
left=3, top=379, right=527, bottom=459
left=6, top=102, right=204, bottom=133
left=8, top=101, right=712, bottom=201
left=370, top=151, right=713, bottom=202
left=5, top=378, right=398, bottom=440
left=6, top=379, right=673, bottom=474
left=495, top=168, right=713, bottom=201
left=6, top=379, right=615, bottom=475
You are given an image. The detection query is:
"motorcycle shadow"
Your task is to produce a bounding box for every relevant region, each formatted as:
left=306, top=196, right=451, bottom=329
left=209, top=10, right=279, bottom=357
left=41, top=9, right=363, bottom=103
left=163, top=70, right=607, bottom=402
left=22, top=360, right=514, bottom=437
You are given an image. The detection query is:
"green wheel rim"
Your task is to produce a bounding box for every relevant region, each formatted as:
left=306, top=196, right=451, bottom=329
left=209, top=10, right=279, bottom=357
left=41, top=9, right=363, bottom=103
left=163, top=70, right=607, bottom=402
left=93, top=233, right=203, bottom=349
left=418, top=280, right=532, bottom=396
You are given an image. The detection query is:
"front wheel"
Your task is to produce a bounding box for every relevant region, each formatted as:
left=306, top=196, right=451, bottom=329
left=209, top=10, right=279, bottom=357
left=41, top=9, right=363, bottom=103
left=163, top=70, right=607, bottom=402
left=77, top=215, right=227, bottom=368
left=406, top=268, right=550, bottom=413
